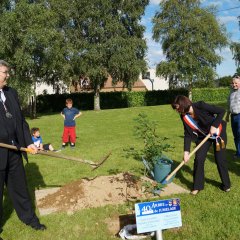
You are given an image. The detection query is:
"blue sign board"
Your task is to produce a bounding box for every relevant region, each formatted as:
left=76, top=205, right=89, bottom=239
left=135, top=198, right=182, bottom=233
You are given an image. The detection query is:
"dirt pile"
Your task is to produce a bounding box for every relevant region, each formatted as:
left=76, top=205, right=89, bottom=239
left=37, top=172, right=155, bottom=214
left=36, top=172, right=189, bottom=215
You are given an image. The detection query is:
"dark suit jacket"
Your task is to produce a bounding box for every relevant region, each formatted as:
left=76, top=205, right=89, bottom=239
left=180, top=101, right=225, bottom=152
left=0, top=86, right=32, bottom=169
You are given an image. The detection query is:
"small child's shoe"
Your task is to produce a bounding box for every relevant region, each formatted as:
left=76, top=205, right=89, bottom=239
left=61, top=144, right=66, bottom=149
left=70, top=143, right=75, bottom=148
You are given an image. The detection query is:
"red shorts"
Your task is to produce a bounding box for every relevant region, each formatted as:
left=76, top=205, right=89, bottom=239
left=62, top=126, right=76, bottom=143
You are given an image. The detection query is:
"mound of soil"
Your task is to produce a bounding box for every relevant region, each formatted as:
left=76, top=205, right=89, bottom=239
left=36, top=172, right=189, bottom=215
left=37, top=172, right=155, bottom=214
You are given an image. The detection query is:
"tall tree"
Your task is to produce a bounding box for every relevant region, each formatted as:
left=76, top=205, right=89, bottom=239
left=65, top=0, right=148, bottom=110
left=231, top=42, right=240, bottom=74
left=152, top=0, right=228, bottom=91
left=0, top=0, right=148, bottom=112
left=230, top=10, right=240, bottom=73
left=0, top=0, right=69, bottom=116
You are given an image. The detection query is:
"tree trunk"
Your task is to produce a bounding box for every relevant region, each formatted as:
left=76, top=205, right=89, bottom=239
left=94, top=84, right=101, bottom=111
left=31, top=81, right=37, bottom=119
left=30, top=94, right=37, bottom=119
left=188, top=89, right=192, bottom=101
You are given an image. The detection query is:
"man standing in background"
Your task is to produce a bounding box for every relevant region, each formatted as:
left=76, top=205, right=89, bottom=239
left=226, top=76, right=240, bottom=158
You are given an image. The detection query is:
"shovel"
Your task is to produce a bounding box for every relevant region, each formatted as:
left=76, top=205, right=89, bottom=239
left=163, top=133, right=211, bottom=184
left=0, top=142, right=110, bottom=170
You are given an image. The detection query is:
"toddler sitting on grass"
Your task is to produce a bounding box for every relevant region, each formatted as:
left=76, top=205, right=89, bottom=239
left=31, top=127, right=59, bottom=152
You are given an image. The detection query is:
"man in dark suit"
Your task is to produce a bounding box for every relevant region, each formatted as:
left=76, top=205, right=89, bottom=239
left=0, top=60, right=46, bottom=239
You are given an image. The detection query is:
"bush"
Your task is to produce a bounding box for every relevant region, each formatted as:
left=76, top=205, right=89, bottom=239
left=36, top=89, right=189, bottom=113
left=192, top=87, right=230, bottom=102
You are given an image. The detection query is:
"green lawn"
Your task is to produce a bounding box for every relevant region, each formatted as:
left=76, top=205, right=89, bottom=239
left=2, top=105, right=240, bottom=240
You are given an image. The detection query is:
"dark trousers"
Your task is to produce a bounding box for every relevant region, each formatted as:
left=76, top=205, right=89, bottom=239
left=193, top=124, right=231, bottom=190
left=231, top=114, right=240, bottom=156
left=0, top=150, right=38, bottom=227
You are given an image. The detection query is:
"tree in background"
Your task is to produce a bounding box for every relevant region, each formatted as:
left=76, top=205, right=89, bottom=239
left=64, top=0, right=148, bottom=110
left=230, top=8, right=240, bottom=76
left=0, top=0, right=69, bottom=117
left=152, top=0, right=228, bottom=92
left=217, top=75, right=232, bottom=87
left=236, top=67, right=240, bottom=76
left=0, top=0, right=148, bottom=111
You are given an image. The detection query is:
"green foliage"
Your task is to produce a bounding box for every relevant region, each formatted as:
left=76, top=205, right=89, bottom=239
left=141, top=181, right=164, bottom=195
left=0, top=0, right=70, bottom=105
left=231, top=42, right=240, bottom=68
left=133, top=113, right=172, bottom=169
left=192, top=87, right=230, bottom=102
left=217, top=75, right=232, bottom=87
left=236, top=67, right=240, bottom=76
left=62, top=0, right=149, bottom=109
left=0, top=1, right=149, bottom=110
left=152, top=0, right=228, bottom=89
left=36, top=89, right=189, bottom=112
left=126, top=92, right=146, bottom=107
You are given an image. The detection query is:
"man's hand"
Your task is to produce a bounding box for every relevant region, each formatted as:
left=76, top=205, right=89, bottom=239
left=183, top=151, right=190, bottom=163
left=27, top=144, right=38, bottom=154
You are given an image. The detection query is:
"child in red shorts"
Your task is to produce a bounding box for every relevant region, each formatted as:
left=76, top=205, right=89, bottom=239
left=61, top=98, right=81, bottom=148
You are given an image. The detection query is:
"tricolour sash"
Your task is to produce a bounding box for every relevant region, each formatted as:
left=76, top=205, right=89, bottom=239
left=183, top=114, right=224, bottom=151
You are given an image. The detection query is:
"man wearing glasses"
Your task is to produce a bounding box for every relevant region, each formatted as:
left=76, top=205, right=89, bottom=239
left=0, top=60, right=46, bottom=239
left=226, top=75, right=240, bottom=159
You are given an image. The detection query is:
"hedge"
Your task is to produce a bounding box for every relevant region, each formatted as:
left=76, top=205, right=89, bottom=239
left=36, top=89, right=188, bottom=113
left=192, top=87, right=230, bottom=102
left=36, top=87, right=230, bottom=113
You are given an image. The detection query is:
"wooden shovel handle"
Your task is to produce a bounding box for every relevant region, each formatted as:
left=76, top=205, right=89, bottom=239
left=165, top=133, right=211, bottom=182
left=0, top=142, right=34, bottom=153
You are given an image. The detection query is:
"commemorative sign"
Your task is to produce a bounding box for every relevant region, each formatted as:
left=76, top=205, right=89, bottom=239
left=135, top=198, right=182, bottom=233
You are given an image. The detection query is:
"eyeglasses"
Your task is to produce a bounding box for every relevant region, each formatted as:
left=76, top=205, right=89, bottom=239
left=0, top=71, right=9, bottom=74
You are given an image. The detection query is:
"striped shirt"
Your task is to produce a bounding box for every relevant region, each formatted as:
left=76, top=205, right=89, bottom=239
left=229, top=89, right=240, bottom=114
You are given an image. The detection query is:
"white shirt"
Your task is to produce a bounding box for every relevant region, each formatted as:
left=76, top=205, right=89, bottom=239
left=229, top=89, right=240, bottom=114
left=0, top=89, right=6, bottom=102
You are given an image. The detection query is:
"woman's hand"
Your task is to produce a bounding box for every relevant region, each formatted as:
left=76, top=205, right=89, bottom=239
left=210, top=126, right=218, bottom=136
left=183, top=151, right=190, bottom=163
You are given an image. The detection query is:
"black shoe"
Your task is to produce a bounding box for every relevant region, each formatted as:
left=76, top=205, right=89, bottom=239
left=70, top=143, right=75, bottom=148
left=28, top=222, right=47, bottom=231
left=61, top=144, right=66, bottom=149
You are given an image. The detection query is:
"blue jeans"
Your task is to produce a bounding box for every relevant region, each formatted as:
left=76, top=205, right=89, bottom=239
left=231, top=114, right=240, bottom=156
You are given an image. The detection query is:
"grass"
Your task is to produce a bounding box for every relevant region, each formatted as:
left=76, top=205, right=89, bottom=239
left=2, top=105, right=240, bottom=240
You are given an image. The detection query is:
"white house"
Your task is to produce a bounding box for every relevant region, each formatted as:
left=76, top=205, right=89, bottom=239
left=140, top=68, right=169, bottom=91
left=35, top=81, right=69, bottom=95
left=35, top=68, right=169, bottom=95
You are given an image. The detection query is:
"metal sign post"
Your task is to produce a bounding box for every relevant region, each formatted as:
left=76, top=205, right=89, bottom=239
left=156, top=230, right=163, bottom=240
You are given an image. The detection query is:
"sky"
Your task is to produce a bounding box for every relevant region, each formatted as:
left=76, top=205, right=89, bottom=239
left=142, top=0, right=240, bottom=77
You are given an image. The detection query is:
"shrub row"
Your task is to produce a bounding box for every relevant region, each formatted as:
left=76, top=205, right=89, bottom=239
left=192, top=87, right=230, bottom=102
left=36, top=87, right=230, bottom=113
left=36, top=89, right=188, bottom=112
